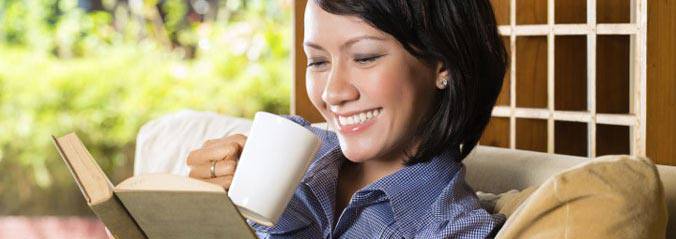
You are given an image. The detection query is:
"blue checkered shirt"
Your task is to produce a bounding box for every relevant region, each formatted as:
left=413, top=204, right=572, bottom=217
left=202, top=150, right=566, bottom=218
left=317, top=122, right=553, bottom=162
left=247, top=115, right=505, bottom=238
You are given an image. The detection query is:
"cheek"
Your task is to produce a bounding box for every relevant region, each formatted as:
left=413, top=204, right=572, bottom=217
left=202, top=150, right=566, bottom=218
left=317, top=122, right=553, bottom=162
left=359, top=66, right=411, bottom=105
left=305, top=73, right=326, bottom=112
left=362, top=60, right=436, bottom=133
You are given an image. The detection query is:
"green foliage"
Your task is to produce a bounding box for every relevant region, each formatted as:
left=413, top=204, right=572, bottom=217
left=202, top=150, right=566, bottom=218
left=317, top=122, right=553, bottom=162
left=0, top=0, right=291, bottom=215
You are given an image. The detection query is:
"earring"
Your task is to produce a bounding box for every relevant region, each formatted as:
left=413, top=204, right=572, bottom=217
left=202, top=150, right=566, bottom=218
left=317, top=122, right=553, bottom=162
left=439, top=78, right=448, bottom=89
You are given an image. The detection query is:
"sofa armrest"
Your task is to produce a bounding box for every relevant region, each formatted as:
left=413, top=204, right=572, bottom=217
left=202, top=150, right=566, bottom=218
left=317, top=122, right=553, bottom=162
left=464, top=146, right=587, bottom=193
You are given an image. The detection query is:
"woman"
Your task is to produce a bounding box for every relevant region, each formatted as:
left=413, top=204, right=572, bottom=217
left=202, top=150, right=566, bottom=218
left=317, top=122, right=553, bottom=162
left=187, top=0, right=507, bottom=238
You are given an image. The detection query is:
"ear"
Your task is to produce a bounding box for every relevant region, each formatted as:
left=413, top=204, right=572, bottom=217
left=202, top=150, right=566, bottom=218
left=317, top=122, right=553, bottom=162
left=435, top=62, right=450, bottom=89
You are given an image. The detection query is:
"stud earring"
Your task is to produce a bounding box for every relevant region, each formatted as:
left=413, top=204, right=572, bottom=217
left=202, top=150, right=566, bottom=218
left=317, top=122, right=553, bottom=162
left=439, top=78, right=448, bottom=89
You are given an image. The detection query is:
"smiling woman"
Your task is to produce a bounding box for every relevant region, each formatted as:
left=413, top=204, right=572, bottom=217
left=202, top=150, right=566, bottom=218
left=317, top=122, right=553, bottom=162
left=302, top=0, right=507, bottom=236
left=187, top=0, right=507, bottom=238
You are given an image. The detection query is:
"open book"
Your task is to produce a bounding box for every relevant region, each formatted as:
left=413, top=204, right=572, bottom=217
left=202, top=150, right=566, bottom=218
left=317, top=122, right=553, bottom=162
left=52, top=133, right=256, bottom=239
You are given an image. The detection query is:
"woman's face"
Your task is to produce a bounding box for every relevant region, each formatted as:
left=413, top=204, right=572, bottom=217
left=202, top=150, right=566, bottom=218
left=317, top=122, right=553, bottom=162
left=304, top=2, right=442, bottom=163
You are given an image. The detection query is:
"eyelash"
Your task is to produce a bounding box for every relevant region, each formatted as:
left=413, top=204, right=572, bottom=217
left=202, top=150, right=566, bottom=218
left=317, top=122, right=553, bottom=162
left=354, top=55, right=382, bottom=64
left=307, top=61, right=327, bottom=67
left=307, top=55, right=382, bottom=68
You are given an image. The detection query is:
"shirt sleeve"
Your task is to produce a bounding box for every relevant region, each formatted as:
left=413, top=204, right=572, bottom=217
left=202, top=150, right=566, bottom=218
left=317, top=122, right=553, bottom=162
left=245, top=194, right=316, bottom=238
left=414, top=166, right=506, bottom=239
left=415, top=211, right=505, bottom=239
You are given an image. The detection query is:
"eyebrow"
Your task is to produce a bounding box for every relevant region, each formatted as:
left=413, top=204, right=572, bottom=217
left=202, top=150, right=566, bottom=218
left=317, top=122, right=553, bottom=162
left=303, top=35, right=386, bottom=51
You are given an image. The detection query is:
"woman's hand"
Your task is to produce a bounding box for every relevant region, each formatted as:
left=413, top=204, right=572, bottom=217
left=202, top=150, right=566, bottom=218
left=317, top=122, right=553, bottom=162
left=187, top=134, right=247, bottom=190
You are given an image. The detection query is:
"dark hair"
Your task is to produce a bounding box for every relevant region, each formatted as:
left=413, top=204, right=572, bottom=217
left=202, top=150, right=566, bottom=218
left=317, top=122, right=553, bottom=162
left=313, top=0, right=507, bottom=164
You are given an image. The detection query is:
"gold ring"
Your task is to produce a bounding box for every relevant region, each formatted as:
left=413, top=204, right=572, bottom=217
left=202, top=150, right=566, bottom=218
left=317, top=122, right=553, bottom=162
left=210, top=160, right=217, bottom=178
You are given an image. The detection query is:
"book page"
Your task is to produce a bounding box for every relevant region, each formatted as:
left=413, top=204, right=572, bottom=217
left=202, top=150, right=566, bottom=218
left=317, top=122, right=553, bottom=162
left=115, top=174, right=224, bottom=192
left=53, top=133, right=146, bottom=239
left=53, top=133, right=114, bottom=204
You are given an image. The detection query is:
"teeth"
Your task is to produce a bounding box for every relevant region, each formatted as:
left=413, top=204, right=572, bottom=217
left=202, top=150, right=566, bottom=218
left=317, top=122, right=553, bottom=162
left=337, top=108, right=382, bottom=126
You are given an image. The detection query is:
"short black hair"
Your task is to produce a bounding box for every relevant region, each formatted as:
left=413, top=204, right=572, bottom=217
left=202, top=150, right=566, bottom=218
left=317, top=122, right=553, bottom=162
left=313, top=0, right=507, bottom=164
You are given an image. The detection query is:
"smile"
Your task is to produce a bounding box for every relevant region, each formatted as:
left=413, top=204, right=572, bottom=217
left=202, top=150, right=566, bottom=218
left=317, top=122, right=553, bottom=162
left=337, top=108, right=382, bottom=126
left=337, top=108, right=383, bottom=132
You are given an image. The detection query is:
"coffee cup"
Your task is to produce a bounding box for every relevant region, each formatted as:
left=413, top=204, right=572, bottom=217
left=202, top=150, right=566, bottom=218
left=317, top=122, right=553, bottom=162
left=227, top=112, right=322, bottom=227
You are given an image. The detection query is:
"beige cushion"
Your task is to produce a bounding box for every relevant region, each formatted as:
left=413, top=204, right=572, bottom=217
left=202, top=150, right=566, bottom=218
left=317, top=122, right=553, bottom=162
left=477, top=189, right=529, bottom=217
left=495, top=155, right=668, bottom=239
left=482, top=187, right=537, bottom=218
left=465, top=146, right=676, bottom=238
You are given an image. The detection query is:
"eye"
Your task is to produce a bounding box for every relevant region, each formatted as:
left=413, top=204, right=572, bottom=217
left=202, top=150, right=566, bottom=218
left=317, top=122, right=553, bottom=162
left=307, top=61, right=328, bottom=68
left=354, top=55, right=382, bottom=65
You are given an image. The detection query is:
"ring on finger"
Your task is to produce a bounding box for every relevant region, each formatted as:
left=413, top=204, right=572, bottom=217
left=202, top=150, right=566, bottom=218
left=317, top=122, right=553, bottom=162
left=210, top=160, right=217, bottom=178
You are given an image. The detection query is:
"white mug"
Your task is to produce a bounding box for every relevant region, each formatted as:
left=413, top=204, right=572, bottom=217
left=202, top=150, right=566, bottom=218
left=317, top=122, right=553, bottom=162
left=227, top=112, right=322, bottom=227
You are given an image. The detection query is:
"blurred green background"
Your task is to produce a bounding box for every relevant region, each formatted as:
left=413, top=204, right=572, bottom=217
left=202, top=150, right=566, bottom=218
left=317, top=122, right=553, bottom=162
left=0, top=0, right=291, bottom=216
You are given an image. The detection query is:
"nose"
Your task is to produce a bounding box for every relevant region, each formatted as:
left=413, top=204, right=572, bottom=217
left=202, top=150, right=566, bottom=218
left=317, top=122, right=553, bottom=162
left=321, top=62, right=359, bottom=107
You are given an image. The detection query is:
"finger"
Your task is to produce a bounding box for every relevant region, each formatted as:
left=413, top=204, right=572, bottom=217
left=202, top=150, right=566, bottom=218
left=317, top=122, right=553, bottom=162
left=229, top=134, right=247, bottom=147
left=188, top=159, right=237, bottom=179
left=188, top=159, right=236, bottom=179
left=203, top=175, right=234, bottom=190
left=202, top=134, right=247, bottom=149
left=186, top=143, right=241, bottom=165
left=204, top=134, right=247, bottom=155
left=201, top=138, right=221, bottom=148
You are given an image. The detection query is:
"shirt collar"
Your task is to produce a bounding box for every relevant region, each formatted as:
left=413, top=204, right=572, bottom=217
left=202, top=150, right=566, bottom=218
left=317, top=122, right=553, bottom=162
left=301, top=144, right=344, bottom=225
left=301, top=143, right=463, bottom=234
left=301, top=143, right=342, bottom=183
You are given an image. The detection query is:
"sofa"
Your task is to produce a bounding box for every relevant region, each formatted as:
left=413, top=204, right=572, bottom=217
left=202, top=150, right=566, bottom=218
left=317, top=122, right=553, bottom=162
left=135, top=110, right=676, bottom=238
left=465, top=146, right=675, bottom=238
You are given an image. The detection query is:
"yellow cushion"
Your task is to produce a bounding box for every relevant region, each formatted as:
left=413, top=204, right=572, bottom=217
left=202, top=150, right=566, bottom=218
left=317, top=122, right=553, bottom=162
left=496, top=155, right=668, bottom=239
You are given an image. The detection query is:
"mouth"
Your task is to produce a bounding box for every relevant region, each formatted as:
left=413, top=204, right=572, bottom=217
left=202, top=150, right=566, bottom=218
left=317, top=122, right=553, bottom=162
left=333, top=108, right=383, bottom=134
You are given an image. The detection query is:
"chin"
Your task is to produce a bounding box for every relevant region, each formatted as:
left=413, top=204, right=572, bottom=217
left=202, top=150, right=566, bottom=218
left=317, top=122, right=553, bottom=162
left=338, top=140, right=375, bottom=163
left=342, top=151, right=371, bottom=163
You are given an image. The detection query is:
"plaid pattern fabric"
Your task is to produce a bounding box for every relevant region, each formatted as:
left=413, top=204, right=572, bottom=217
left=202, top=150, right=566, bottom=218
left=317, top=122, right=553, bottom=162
left=248, top=115, right=505, bottom=238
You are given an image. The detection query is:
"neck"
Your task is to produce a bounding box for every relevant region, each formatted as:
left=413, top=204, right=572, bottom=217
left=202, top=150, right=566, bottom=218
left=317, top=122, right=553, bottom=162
left=343, top=156, right=405, bottom=188
left=341, top=139, right=422, bottom=191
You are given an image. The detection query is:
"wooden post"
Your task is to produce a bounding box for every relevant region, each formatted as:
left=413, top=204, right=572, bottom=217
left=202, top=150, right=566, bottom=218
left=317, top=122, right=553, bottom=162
left=292, top=0, right=324, bottom=123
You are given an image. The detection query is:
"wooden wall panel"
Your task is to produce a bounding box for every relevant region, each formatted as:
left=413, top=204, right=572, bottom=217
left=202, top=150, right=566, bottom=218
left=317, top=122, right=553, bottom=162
left=516, top=0, right=546, bottom=25
left=481, top=0, right=633, bottom=157
left=481, top=1, right=510, bottom=146
left=555, top=36, right=587, bottom=112
left=555, top=0, right=585, bottom=23
left=555, top=121, right=587, bottom=156
left=292, top=0, right=323, bottom=123
left=597, top=0, right=629, bottom=23
left=597, top=124, right=630, bottom=156
left=516, top=119, right=548, bottom=152
left=647, top=0, right=676, bottom=165
left=593, top=0, right=631, bottom=156
left=490, top=0, right=510, bottom=26
left=495, top=36, right=511, bottom=106
left=516, top=36, right=548, bottom=108
left=596, top=35, right=630, bottom=114
left=480, top=117, right=510, bottom=148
